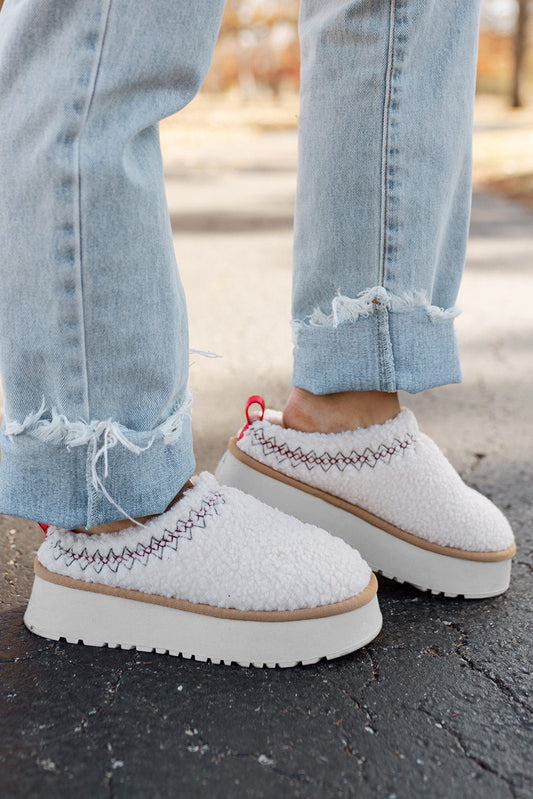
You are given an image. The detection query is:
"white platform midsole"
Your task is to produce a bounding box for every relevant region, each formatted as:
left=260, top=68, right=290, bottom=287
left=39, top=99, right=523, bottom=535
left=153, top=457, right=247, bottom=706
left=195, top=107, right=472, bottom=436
left=24, top=573, right=382, bottom=668
left=215, top=450, right=512, bottom=599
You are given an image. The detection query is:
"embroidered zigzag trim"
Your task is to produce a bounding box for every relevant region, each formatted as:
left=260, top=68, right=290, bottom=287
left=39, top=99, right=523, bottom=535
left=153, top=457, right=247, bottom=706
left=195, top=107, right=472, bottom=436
left=51, top=489, right=225, bottom=575
left=248, top=427, right=415, bottom=472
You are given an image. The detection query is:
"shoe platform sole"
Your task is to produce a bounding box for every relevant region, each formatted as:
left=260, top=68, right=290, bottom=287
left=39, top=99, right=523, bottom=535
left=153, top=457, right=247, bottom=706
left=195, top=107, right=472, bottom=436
left=215, top=446, right=514, bottom=599
left=24, top=569, right=382, bottom=668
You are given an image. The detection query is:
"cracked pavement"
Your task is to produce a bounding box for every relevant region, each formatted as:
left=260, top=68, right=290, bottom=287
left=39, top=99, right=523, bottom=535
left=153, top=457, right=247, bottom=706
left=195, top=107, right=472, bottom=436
left=1, top=130, right=532, bottom=798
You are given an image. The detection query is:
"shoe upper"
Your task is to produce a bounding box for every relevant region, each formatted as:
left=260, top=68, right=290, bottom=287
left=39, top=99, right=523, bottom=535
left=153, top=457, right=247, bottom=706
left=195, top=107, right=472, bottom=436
left=237, top=409, right=515, bottom=553
left=37, top=472, right=372, bottom=612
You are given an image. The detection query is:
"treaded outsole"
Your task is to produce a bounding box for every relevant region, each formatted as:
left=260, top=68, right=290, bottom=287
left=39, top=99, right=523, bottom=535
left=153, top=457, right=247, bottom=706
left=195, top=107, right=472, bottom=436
left=24, top=576, right=383, bottom=669
left=30, top=630, right=377, bottom=669
left=378, top=570, right=473, bottom=599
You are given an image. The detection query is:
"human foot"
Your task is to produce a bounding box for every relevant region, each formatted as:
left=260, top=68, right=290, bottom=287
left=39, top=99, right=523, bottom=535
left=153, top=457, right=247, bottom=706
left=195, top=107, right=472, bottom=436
left=25, top=473, right=381, bottom=667
left=283, top=387, right=400, bottom=433
left=216, top=397, right=515, bottom=599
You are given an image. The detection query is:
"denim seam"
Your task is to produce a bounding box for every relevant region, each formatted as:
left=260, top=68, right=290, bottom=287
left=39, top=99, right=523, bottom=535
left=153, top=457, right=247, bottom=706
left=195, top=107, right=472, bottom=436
left=376, top=301, right=383, bottom=389
left=376, top=0, right=399, bottom=392
left=86, top=437, right=99, bottom=528
left=375, top=298, right=396, bottom=391
left=379, top=0, right=398, bottom=288
left=75, top=0, right=114, bottom=425
left=75, top=0, right=114, bottom=525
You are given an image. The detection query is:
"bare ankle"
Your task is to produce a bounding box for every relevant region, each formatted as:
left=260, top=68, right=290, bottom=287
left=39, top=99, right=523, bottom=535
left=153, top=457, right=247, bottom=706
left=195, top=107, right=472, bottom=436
left=282, top=388, right=400, bottom=434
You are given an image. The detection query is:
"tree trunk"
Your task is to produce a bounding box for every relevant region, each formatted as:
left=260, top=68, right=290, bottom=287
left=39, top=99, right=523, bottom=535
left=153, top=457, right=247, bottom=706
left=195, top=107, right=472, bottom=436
left=512, top=0, right=529, bottom=108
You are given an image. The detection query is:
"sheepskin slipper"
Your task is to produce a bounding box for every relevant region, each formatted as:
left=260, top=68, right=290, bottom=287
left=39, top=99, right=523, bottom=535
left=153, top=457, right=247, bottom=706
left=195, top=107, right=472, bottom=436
left=24, top=472, right=382, bottom=668
left=215, top=397, right=516, bottom=599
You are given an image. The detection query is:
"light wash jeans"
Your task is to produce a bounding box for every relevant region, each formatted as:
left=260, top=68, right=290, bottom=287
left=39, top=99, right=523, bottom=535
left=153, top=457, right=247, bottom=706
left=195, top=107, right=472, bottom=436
left=0, top=0, right=482, bottom=528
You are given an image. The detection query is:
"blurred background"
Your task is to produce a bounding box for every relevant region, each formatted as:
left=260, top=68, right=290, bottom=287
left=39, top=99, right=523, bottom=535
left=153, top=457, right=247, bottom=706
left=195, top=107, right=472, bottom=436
left=161, top=0, right=533, bottom=210
left=0, top=0, right=530, bottom=201
left=205, top=0, right=533, bottom=106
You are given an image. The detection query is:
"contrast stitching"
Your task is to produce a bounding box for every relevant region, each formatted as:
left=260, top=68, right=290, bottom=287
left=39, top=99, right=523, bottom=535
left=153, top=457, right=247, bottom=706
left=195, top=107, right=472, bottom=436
left=248, top=427, right=415, bottom=472
left=380, top=0, right=398, bottom=286
left=51, top=490, right=224, bottom=574
left=76, top=0, right=114, bottom=424
left=375, top=297, right=384, bottom=390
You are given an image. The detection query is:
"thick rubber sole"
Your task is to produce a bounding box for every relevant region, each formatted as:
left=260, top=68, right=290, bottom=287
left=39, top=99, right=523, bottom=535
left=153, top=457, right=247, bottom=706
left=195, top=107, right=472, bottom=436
left=215, top=448, right=513, bottom=599
left=23, top=571, right=382, bottom=668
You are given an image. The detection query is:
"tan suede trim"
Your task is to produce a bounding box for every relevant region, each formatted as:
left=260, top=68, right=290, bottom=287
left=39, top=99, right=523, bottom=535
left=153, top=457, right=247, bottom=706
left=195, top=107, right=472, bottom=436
left=34, top=558, right=378, bottom=621
left=229, top=437, right=516, bottom=563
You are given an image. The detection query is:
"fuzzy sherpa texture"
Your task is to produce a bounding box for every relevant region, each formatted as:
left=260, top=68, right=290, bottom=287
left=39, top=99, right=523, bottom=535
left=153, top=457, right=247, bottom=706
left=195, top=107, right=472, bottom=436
left=237, top=410, right=514, bottom=553
left=37, top=473, right=371, bottom=612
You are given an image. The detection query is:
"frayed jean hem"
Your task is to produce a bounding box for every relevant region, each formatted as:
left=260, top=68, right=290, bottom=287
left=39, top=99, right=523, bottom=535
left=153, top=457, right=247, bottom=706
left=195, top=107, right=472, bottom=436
left=0, top=394, right=195, bottom=529
left=292, top=304, right=463, bottom=395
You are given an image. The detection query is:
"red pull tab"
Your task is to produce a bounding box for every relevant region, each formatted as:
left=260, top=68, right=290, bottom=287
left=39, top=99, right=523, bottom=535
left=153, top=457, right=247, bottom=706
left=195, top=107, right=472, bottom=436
left=37, top=523, right=50, bottom=538
left=238, top=395, right=265, bottom=440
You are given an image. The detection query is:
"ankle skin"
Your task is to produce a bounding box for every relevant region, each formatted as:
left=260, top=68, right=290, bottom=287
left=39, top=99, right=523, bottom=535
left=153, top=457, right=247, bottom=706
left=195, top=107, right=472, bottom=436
left=282, top=388, right=401, bottom=434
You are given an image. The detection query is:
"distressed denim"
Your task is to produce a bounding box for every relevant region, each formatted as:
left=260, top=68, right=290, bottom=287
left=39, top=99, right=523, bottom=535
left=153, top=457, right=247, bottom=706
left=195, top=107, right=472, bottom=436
left=0, top=0, right=482, bottom=527
left=293, top=0, right=482, bottom=393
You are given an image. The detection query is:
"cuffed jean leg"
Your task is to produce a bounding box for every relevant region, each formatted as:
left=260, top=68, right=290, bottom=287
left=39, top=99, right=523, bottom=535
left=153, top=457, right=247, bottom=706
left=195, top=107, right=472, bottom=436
left=0, top=0, right=225, bottom=528
left=292, top=0, right=483, bottom=394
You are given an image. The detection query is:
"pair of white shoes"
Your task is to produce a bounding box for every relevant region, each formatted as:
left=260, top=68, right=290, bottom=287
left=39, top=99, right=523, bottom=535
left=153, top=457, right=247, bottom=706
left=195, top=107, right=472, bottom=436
left=25, top=397, right=515, bottom=668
